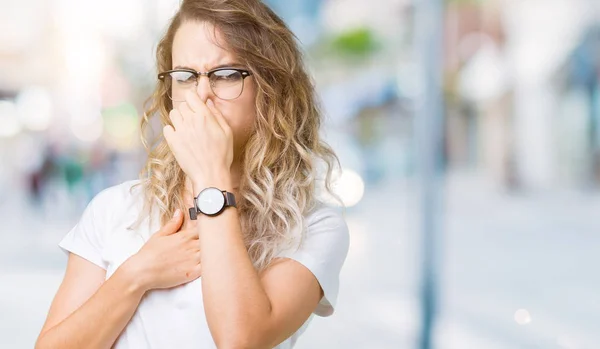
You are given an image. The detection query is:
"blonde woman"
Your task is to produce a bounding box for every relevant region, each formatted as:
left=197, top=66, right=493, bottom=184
left=36, top=0, right=349, bottom=348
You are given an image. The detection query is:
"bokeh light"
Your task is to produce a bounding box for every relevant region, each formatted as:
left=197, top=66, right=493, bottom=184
left=16, top=87, right=54, bottom=131
left=514, top=309, right=532, bottom=325
left=0, top=100, right=21, bottom=138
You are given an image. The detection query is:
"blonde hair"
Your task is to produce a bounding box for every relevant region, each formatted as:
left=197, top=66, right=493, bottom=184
left=131, top=0, right=341, bottom=271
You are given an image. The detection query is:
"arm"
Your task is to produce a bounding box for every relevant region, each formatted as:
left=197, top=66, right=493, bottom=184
left=195, top=182, right=323, bottom=349
left=35, top=253, right=146, bottom=349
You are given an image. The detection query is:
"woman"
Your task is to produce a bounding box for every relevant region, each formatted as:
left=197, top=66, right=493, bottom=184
left=36, top=0, right=349, bottom=348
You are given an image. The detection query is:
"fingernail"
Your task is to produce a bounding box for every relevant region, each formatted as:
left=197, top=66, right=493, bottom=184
left=173, top=209, right=181, bottom=219
left=207, top=99, right=214, bottom=108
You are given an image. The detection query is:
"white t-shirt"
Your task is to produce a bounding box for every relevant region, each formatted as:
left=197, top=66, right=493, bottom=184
left=58, top=179, right=350, bottom=349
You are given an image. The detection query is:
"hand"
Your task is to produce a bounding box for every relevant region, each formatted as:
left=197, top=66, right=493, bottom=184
left=124, top=209, right=202, bottom=291
left=163, top=90, right=234, bottom=189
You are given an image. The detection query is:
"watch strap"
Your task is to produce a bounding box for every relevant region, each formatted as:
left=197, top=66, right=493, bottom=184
left=189, top=207, right=198, bottom=220
left=224, top=191, right=237, bottom=208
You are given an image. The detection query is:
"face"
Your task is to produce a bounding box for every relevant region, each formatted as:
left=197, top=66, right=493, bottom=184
left=171, top=20, right=257, bottom=162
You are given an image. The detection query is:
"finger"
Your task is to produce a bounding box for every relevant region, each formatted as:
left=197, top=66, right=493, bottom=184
left=186, top=244, right=201, bottom=254
left=157, top=209, right=183, bottom=236
left=187, top=245, right=201, bottom=258
left=184, top=90, right=217, bottom=128
left=187, top=263, right=202, bottom=281
left=181, top=210, right=193, bottom=230
left=206, top=99, right=230, bottom=135
left=184, top=89, right=207, bottom=114
left=183, top=227, right=200, bottom=240
left=182, top=215, right=198, bottom=230
left=168, top=109, right=183, bottom=131
left=177, top=99, right=195, bottom=121
left=162, top=125, right=175, bottom=145
left=193, top=259, right=202, bottom=271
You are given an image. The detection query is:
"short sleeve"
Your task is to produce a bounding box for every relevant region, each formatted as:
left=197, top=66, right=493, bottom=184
left=58, top=192, right=110, bottom=270
left=276, top=204, right=350, bottom=317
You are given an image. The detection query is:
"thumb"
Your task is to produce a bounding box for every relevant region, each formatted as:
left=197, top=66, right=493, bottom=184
left=206, top=99, right=229, bottom=132
left=158, top=209, right=183, bottom=236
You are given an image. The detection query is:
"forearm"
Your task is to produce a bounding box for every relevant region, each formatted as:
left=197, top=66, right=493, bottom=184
left=198, top=207, right=272, bottom=348
left=36, top=264, right=146, bottom=349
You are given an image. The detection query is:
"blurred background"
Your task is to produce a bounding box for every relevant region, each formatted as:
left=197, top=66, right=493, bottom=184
left=1, top=0, right=600, bottom=348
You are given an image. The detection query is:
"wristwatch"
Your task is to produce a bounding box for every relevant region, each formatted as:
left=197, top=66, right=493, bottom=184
left=189, top=187, right=236, bottom=220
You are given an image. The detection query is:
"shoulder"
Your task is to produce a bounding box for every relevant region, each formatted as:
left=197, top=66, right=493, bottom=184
left=86, top=179, right=144, bottom=221
left=92, top=179, right=142, bottom=204
left=280, top=202, right=350, bottom=258
left=58, top=179, right=144, bottom=269
left=305, top=202, right=348, bottom=231
left=304, top=202, right=349, bottom=243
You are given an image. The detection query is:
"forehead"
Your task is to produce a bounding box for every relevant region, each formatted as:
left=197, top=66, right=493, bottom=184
left=172, top=21, right=237, bottom=70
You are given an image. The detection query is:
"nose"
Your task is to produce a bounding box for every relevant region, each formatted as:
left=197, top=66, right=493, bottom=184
left=195, top=74, right=214, bottom=103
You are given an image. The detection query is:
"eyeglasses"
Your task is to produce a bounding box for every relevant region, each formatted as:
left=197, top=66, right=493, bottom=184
left=158, top=67, right=253, bottom=101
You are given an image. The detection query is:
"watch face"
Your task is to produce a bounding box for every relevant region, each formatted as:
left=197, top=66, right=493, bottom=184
left=196, top=187, right=225, bottom=215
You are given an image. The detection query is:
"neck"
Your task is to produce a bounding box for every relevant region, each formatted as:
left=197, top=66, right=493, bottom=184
left=228, top=161, right=242, bottom=193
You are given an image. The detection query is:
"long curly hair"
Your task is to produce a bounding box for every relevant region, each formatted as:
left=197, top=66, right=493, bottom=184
left=130, top=0, right=341, bottom=271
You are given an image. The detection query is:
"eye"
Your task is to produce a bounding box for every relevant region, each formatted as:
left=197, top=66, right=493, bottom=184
left=212, top=69, right=243, bottom=82
left=170, top=71, right=196, bottom=84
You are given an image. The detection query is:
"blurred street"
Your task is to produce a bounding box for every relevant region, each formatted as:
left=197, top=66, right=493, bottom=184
left=2, top=0, right=600, bottom=347
left=2, top=171, right=599, bottom=349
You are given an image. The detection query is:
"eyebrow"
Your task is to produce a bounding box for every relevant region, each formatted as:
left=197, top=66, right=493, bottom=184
left=173, top=63, right=244, bottom=71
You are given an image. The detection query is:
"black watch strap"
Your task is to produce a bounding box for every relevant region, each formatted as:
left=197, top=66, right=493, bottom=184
left=224, top=191, right=237, bottom=208
left=189, top=206, right=198, bottom=220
